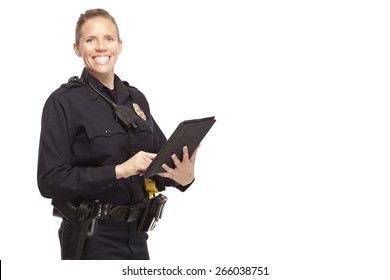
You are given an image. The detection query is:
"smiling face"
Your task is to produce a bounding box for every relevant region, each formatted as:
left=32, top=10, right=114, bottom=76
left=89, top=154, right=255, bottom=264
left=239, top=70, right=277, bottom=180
left=73, top=17, right=122, bottom=85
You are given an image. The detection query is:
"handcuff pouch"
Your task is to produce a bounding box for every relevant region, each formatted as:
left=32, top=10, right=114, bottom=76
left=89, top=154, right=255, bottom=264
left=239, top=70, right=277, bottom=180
left=137, top=194, right=168, bottom=233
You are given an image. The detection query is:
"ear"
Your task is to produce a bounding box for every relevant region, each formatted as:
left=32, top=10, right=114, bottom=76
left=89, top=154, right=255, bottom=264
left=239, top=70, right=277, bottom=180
left=118, top=39, right=123, bottom=55
left=73, top=43, right=81, bottom=57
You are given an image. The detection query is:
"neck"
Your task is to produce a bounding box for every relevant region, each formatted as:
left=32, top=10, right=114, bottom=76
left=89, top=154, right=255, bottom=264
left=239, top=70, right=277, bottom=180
left=89, top=71, right=115, bottom=90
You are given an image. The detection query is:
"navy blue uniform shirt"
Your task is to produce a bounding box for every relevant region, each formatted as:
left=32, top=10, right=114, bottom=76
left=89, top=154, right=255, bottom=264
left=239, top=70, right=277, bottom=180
left=37, top=69, right=181, bottom=205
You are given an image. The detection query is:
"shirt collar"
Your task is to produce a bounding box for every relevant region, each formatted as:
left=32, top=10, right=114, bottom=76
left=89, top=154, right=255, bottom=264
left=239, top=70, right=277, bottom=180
left=81, top=68, right=133, bottom=102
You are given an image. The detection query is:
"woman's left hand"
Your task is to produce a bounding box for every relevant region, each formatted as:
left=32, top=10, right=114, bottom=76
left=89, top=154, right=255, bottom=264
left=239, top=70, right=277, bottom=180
left=158, top=145, right=199, bottom=186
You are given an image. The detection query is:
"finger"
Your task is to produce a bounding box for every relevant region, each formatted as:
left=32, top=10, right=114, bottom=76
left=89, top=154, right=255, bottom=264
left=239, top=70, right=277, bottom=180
left=144, top=152, right=157, bottom=160
left=161, top=163, right=175, bottom=173
left=136, top=162, right=148, bottom=174
left=182, top=146, right=190, bottom=160
left=157, top=171, right=171, bottom=179
left=137, top=156, right=154, bottom=171
left=170, top=153, right=182, bottom=167
left=190, top=144, right=200, bottom=162
left=143, top=159, right=153, bottom=169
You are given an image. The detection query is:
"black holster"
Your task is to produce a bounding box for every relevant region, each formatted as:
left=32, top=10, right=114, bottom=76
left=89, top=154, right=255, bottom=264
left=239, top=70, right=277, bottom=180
left=52, top=199, right=98, bottom=260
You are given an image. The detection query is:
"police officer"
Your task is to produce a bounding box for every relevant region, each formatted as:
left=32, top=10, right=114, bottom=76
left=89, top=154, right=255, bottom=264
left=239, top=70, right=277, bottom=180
left=37, top=8, right=198, bottom=260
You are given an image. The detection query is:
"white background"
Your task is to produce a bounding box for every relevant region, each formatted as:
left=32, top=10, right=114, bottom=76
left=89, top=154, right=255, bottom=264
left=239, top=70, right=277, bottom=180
left=1, top=0, right=390, bottom=279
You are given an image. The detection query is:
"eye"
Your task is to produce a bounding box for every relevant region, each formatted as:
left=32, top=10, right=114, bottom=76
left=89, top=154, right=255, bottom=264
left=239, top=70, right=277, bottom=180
left=85, top=38, right=95, bottom=43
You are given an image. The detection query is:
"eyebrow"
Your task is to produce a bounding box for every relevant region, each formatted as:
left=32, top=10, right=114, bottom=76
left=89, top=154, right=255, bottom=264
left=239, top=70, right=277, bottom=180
left=82, top=34, right=118, bottom=39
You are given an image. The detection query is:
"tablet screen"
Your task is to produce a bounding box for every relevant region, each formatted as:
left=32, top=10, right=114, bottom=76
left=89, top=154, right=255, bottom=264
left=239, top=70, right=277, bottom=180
left=143, top=116, right=216, bottom=178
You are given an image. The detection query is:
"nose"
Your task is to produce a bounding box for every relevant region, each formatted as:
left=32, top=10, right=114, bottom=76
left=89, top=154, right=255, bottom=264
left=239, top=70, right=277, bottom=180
left=95, top=40, right=107, bottom=51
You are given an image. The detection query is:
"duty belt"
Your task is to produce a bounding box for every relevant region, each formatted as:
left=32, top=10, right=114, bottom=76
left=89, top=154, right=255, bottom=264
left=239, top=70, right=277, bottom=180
left=52, top=194, right=167, bottom=260
left=91, top=200, right=148, bottom=223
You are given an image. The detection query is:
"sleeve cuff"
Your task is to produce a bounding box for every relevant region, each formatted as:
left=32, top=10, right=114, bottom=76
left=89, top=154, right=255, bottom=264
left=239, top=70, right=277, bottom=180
left=177, top=178, right=195, bottom=192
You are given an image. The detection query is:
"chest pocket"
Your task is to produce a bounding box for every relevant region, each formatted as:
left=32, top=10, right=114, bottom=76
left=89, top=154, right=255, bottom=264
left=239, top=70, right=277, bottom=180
left=82, top=121, right=129, bottom=163
left=84, top=121, right=125, bottom=139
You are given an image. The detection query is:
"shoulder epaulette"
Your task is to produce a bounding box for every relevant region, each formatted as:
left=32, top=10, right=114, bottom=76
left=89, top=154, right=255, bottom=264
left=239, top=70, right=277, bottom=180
left=61, top=76, right=85, bottom=89
left=123, top=80, right=138, bottom=90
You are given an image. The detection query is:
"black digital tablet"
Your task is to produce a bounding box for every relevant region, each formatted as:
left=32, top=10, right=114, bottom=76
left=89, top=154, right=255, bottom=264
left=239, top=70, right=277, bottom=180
left=143, top=116, right=216, bottom=178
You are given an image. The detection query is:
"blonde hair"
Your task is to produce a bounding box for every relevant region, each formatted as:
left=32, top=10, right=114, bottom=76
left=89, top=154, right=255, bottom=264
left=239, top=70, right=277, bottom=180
left=75, top=8, right=120, bottom=45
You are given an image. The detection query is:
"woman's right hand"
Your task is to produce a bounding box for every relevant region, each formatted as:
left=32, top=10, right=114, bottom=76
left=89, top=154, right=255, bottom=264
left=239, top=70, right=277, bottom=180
left=115, top=151, right=156, bottom=179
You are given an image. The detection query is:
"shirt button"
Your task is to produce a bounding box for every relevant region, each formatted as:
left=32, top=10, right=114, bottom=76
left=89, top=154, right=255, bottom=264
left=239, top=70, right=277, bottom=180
left=105, top=130, right=111, bottom=134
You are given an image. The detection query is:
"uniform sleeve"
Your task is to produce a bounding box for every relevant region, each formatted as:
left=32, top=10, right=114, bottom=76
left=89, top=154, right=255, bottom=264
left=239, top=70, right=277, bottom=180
left=37, top=94, right=117, bottom=200
left=153, top=176, right=194, bottom=192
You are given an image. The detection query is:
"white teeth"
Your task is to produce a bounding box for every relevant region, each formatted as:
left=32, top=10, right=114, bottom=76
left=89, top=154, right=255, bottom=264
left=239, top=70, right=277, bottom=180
left=94, top=56, right=109, bottom=62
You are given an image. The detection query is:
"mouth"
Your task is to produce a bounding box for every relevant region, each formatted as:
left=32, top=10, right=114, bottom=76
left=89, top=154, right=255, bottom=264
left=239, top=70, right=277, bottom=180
left=93, top=56, right=110, bottom=64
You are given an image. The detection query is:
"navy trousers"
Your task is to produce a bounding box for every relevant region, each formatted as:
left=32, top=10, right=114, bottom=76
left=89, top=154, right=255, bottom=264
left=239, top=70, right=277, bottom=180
left=59, top=219, right=149, bottom=260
